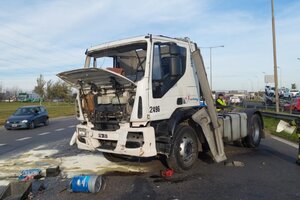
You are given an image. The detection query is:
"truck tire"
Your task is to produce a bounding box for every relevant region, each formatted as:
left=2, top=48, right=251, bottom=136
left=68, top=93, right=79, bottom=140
left=243, top=114, right=262, bottom=148
left=166, top=125, right=198, bottom=172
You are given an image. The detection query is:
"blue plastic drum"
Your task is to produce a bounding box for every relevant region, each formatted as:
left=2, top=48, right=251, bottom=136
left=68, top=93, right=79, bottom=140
left=70, top=175, right=102, bottom=193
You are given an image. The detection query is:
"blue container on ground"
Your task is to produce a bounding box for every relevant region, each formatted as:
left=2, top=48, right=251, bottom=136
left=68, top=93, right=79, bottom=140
left=70, top=175, right=102, bottom=193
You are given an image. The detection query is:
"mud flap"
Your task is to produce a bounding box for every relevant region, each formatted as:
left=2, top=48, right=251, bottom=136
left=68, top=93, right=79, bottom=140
left=192, top=108, right=227, bottom=162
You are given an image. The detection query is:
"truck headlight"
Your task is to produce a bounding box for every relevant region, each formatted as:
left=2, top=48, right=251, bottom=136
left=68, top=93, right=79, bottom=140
left=21, top=120, right=28, bottom=123
left=78, top=128, right=87, bottom=137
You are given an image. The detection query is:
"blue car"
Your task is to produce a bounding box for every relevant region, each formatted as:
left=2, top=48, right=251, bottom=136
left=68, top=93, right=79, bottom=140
left=4, top=106, right=49, bottom=130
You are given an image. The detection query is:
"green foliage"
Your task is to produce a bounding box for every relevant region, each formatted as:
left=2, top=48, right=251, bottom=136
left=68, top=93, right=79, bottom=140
left=33, top=74, right=46, bottom=98
left=34, top=75, right=73, bottom=102
left=263, top=117, right=298, bottom=143
left=49, top=80, right=72, bottom=101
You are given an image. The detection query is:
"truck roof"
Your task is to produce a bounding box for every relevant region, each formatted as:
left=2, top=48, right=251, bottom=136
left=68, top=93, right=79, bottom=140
left=86, top=34, right=194, bottom=55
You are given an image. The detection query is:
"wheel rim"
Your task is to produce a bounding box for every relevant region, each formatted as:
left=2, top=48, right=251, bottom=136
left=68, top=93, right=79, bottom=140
left=179, top=133, right=196, bottom=164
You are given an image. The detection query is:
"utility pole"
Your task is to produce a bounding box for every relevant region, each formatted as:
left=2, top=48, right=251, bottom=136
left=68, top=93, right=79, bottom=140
left=199, top=45, right=224, bottom=91
left=271, top=0, right=279, bottom=113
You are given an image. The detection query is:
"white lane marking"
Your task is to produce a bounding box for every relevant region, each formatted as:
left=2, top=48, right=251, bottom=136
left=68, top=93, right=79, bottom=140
left=55, top=128, right=65, bottom=132
left=0, top=144, right=6, bottom=147
left=16, top=137, right=31, bottom=141
left=271, top=135, right=298, bottom=149
left=38, top=132, right=51, bottom=136
left=68, top=125, right=76, bottom=128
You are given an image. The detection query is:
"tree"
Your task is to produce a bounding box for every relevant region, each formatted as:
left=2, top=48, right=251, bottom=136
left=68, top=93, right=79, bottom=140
left=34, top=74, right=46, bottom=98
left=46, top=80, right=73, bottom=101
left=46, top=80, right=53, bottom=100
left=291, top=83, right=297, bottom=89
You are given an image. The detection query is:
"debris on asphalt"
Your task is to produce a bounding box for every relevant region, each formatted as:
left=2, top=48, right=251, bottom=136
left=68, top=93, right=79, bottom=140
left=160, top=168, right=174, bottom=177
left=18, top=168, right=42, bottom=181
left=38, top=183, right=46, bottom=192
left=46, top=166, right=61, bottom=177
left=276, top=120, right=296, bottom=134
left=224, top=160, right=245, bottom=167
left=0, top=181, right=32, bottom=200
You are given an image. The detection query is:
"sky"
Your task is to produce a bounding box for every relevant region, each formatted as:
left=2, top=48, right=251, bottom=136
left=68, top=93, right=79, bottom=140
left=0, top=0, right=299, bottom=92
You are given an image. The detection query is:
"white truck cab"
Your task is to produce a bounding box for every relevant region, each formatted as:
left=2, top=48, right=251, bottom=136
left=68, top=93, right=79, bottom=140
left=58, top=35, right=264, bottom=171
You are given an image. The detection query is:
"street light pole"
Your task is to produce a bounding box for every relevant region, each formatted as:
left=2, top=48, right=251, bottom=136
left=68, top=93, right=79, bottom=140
left=277, top=66, right=282, bottom=89
left=200, top=45, right=224, bottom=90
left=271, top=0, right=279, bottom=113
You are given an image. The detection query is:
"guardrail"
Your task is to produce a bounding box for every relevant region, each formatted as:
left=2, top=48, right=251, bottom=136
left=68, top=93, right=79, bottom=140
left=261, top=111, right=300, bottom=121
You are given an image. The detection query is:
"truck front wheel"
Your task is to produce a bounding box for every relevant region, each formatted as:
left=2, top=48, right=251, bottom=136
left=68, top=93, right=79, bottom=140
left=166, top=125, right=198, bottom=172
left=243, top=114, right=263, bottom=148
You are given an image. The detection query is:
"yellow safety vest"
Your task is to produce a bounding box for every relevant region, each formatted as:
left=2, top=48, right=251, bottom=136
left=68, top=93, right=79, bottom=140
left=216, top=98, right=226, bottom=112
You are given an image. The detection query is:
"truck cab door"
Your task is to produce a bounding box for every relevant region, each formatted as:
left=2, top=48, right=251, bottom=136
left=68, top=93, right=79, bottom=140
left=149, top=41, right=199, bottom=121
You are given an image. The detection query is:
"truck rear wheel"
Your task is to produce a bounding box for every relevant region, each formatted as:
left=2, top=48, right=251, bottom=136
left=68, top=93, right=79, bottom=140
left=166, top=125, right=198, bottom=172
left=243, top=114, right=262, bottom=148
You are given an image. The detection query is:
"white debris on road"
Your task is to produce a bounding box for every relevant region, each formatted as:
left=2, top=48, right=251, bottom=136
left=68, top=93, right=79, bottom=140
left=0, top=139, right=148, bottom=184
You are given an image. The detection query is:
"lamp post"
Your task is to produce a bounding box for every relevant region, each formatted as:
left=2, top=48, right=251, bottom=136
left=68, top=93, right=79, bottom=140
left=277, top=66, right=282, bottom=89
left=271, top=0, right=279, bottom=113
left=200, top=45, right=224, bottom=90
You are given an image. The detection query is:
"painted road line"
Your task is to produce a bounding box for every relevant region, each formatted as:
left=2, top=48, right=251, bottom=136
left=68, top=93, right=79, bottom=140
left=38, top=132, right=51, bottom=136
left=0, top=144, right=6, bottom=147
left=55, top=128, right=65, bottom=132
left=271, top=135, right=298, bottom=149
left=16, top=137, right=32, bottom=141
left=68, top=125, right=76, bottom=128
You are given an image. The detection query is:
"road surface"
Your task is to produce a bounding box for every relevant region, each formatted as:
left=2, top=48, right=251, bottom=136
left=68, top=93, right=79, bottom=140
left=0, top=116, right=76, bottom=158
left=0, top=117, right=299, bottom=200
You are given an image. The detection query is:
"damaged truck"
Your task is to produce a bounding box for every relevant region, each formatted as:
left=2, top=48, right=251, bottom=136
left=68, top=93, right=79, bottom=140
left=58, top=35, right=264, bottom=172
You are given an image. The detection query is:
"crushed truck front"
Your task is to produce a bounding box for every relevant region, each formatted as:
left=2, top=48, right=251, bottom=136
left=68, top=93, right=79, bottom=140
left=58, top=36, right=157, bottom=157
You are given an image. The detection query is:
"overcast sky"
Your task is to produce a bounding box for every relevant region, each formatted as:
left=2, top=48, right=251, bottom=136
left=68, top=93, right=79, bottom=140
left=0, top=0, right=299, bottom=92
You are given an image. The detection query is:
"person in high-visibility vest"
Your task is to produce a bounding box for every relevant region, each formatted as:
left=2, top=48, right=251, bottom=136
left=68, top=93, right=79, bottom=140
left=216, top=93, right=227, bottom=112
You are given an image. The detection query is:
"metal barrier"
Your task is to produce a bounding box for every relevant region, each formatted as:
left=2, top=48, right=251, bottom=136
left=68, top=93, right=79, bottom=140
left=261, top=111, right=300, bottom=165
left=261, top=111, right=300, bottom=121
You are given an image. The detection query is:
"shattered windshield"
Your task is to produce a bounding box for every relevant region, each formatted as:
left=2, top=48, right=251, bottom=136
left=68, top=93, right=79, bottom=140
left=86, top=42, right=147, bottom=82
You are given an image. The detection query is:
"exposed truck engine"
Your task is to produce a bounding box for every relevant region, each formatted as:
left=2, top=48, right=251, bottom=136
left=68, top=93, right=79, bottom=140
left=58, top=35, right=264, bottom=171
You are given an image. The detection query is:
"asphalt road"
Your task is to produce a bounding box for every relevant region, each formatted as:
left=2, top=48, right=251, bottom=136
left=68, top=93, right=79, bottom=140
left=0, top=116, right=77, bottom=159
left=32, top=135, right=300, bottom=200
left=0, top=117, right=299, bottom=200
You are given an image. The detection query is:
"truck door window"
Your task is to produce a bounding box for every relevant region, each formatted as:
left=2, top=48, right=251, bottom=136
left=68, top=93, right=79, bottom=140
left=152, top=43, right=186, bottom=98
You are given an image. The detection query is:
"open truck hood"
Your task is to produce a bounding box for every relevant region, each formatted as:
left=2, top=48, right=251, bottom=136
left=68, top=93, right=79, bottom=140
left=57, top=68, right=136, bottom=88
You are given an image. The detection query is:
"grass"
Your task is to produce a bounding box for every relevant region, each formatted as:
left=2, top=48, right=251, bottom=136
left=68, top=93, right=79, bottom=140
left=263, top=117, right=299, bottom=143
left=0, top=102, right=75, bottom=126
